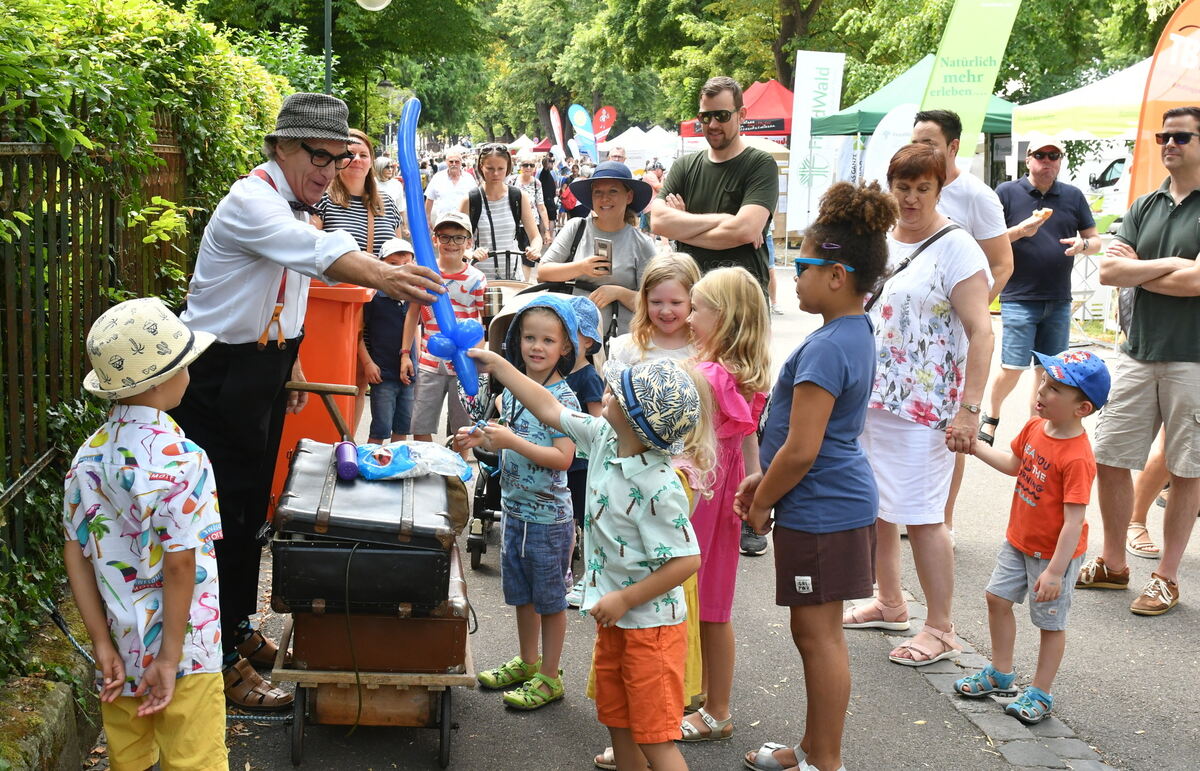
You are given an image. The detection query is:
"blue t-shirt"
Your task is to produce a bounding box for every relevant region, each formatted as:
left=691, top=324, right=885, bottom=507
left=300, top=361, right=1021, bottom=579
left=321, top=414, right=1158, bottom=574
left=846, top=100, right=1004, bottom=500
left=565, top=364, right=605, bottom=472
left=759, top=314, right=878, bottom=533
left=500, top=379, right=580, bottom=524
left=362, top=292, right=409, bottom=381
left=995, top=177, right=1095, bottom=302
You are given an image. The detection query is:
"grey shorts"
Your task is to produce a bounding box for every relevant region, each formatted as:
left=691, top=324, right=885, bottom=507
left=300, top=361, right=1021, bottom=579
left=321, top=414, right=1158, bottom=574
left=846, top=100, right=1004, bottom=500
left=409, top=367, right=470, bottom=436
left=985, top=540, right=1084, bottom=632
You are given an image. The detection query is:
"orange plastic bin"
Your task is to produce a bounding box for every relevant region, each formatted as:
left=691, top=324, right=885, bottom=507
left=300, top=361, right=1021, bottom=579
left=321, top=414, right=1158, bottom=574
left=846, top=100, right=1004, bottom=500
left=269, top=281, right=374, bottom=513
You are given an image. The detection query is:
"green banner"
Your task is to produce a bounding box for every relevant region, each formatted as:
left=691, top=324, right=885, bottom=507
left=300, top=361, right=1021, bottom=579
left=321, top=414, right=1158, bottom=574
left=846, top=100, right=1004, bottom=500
left=921, top=0, right=1022, bottom=157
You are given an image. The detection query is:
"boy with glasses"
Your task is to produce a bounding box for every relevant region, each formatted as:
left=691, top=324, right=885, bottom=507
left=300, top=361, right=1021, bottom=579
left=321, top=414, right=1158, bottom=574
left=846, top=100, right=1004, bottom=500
left=403, top=211, right=488, bottom=448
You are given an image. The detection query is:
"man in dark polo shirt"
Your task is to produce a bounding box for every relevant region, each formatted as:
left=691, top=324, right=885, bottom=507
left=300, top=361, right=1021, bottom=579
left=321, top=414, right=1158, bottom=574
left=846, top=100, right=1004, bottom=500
left=1075, top=106, right=1200, bottom=616
left=981, top=136, right=1101, bottom=441
left=649, top=76, right=779, bottom=293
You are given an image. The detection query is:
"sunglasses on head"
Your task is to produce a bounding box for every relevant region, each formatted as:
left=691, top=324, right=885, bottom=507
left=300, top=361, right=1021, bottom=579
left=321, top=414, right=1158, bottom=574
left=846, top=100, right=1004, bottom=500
left=795, top=256, right=856, bottom=277
left=1155, top=131, right=1200, bottom=145
left=480, top=143, right=510, bottom=153
left=1029, top=150, right=1062, bottom=161
left=697, top=110, right=734, bottom=125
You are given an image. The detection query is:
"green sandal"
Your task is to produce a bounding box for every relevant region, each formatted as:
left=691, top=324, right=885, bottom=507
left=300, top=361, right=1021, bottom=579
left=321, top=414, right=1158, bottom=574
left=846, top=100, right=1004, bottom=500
left=1005, top=686, right=1053, bottom=724
left=503, top=671, right=564, bottom=710
left=477, top=655, right=540, bottom=690
left=955, top=665, right=1017, bottom=698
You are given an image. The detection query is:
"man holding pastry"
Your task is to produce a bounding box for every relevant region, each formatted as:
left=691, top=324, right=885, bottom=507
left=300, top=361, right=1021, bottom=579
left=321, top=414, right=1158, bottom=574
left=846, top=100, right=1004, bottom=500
left=980, top=135, right=1101, bottom=444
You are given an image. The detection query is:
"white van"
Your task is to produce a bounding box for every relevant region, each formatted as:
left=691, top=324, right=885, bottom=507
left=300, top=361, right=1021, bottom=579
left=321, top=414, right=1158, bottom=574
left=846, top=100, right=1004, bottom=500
left=1088, top=155, right=1130, bottom=224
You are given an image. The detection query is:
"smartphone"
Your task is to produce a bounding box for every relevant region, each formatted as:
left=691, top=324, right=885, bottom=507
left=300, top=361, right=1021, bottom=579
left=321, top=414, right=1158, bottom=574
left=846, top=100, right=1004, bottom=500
left=594, top=238, right=612, bottom=273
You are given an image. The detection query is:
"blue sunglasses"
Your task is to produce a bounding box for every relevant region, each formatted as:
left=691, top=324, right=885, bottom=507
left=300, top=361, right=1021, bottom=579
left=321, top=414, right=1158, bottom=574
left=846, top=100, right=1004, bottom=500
left=795, top=257, right=856, bottom=277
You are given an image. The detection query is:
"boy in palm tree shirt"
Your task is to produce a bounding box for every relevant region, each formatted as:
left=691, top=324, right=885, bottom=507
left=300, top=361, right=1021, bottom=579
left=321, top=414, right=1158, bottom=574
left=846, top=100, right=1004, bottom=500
left=462, top=350, right=705, bottom=771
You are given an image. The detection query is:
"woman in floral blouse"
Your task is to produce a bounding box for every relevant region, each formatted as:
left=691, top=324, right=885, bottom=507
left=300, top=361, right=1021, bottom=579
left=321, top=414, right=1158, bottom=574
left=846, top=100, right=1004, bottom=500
left=842, top=143, right=994, bottom=668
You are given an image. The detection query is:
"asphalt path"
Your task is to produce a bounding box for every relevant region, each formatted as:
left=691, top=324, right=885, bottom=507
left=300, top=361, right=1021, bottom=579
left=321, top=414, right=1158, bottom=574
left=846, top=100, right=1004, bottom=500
left=227, top=264, right=1198, bottom=770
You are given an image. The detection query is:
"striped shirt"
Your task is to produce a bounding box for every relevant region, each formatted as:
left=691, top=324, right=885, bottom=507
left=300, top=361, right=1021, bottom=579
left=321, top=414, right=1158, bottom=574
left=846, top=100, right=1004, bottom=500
left=474, top=192, right=520, bottom=281
left=418, top=264, right=487, bottom=373
left=316, top=192, right=403, bottom=255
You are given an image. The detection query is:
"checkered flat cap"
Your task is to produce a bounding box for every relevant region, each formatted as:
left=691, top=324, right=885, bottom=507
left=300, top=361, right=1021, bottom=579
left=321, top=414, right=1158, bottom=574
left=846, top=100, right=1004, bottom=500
left=266, top=92, right=353, bottom=143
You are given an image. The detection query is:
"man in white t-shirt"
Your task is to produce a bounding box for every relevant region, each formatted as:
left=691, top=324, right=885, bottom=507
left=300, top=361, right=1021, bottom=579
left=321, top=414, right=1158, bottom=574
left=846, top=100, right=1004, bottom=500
left=911, top=109, right=1014, bottom=538
left=424, top=148, right=477, bottom=228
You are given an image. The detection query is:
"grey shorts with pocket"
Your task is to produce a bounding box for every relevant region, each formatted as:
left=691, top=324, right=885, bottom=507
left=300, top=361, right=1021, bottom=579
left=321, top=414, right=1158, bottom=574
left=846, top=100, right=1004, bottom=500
left=410, top=366, right=470, bottom=436
left=985, top=540, right=1084, bottom=632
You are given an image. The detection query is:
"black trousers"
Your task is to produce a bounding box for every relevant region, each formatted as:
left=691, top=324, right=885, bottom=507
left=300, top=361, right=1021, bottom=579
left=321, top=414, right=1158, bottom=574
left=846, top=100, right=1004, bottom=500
left=170, top=337, right=300, bottom=654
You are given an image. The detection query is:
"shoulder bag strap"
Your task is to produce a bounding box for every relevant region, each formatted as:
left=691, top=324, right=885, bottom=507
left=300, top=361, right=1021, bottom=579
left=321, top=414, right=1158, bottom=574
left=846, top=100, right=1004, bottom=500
left=864, top=224, right=960, bottom=313
left=479, top=188, right=505, bottom=276
left=568, top=217, right=588, bottom=262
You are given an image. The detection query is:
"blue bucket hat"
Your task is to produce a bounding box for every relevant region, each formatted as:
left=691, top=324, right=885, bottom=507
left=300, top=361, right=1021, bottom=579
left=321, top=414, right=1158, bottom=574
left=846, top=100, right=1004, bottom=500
left=565, top=295, right=602, bottom=355
left=1032, top=349, right=1111, bottom=408
left=502, top=294, right=579, bottom=375
left=568, top=161, right=655, bottom=214
left=604, top=359, right=701, bottom=455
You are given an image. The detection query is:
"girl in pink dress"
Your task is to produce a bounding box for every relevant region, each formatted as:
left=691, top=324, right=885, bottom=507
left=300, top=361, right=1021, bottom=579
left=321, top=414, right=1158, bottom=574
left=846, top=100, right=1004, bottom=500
left=678, top=267, right=771, bottom=743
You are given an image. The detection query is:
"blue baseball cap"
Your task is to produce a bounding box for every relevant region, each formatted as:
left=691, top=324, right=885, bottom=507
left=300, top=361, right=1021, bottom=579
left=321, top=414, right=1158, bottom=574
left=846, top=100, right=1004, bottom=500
left=565, top=295, right=602, bottom=355
left=1033, top=350, right=1111, bottom=408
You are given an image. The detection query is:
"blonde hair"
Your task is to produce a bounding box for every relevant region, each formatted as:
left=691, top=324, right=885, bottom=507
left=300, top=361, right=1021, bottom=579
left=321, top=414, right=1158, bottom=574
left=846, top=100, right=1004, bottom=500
left=630, top=252, right=701, bottom=352
left=327, top=129, right=387, bottom=215
left=691, top=267, right=771, bottom=395
left=680, top=364, right=717, bottom=499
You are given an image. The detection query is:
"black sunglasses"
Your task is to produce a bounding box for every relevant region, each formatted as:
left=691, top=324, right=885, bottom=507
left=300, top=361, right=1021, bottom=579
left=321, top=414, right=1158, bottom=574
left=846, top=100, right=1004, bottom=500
left=697, top=110, right=734, bottom=125
left=520, top=162, right=536, bottom=168
left=1154, top=131, right=1200, bottom=145
left=300, top=142, right=354, bottom=170
left=1029, top=151, right=1062, bottom=161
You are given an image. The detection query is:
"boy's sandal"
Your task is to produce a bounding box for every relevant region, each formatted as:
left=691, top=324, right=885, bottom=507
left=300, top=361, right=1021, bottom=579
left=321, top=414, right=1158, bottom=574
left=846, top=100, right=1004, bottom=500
left=976, top=413, right=1000, bottom=446
left=1005, top=686, right=1053, bottom=725
left=223, top=658, right=293, bottom=711
left=889, top=624, right=962, bottom=667
left=954, top=665, right=1017, bottom=698
left=1126, top=524, right=1161, bottom=559
left=679, top=707, right=734, bottom=742
left=502, top=671, right=563, bottom=710
left=477, top=654, right=539, bottom=690
left=842, top=600, right=911, bottom=631
left=744, top=741, right=804, bottom=771
left=594, top=747, right=649, bottom=771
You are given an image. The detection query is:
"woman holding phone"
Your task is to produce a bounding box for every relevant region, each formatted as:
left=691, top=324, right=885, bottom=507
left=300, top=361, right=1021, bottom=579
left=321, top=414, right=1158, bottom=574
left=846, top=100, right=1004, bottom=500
left=538, top=161, right=657, bottom=338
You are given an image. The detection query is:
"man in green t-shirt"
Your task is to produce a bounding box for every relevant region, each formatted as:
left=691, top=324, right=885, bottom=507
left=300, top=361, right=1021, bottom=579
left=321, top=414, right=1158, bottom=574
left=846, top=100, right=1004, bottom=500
left=649, top=76, right=778, bottom=292
left=1078, top=106, right=1200, bottom=617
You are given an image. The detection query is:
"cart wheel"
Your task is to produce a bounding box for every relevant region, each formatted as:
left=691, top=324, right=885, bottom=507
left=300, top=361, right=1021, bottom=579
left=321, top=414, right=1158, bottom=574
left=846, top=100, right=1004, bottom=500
left=290, top=686, right=306, bottom=766
left=438, top=689, right=453, bottom=768
left=469, top=541, right=482, bottom=570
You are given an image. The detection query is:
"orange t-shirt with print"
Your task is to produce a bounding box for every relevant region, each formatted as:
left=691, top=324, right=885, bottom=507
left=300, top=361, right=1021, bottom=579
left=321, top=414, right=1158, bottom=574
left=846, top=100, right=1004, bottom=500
left=1006, top=417, right=1095, bottom=560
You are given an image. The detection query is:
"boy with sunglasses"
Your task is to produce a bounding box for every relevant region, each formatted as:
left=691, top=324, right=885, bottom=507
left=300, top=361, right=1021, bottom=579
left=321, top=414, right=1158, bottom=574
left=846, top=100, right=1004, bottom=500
left=403, top=211, right=488, bottom=447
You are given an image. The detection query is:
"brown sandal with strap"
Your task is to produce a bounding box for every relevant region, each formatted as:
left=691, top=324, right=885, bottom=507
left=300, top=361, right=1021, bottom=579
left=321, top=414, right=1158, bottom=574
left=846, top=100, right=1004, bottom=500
left=224, top=658, right=293, bottom=711
left=235, top=628, right=286, bottom=668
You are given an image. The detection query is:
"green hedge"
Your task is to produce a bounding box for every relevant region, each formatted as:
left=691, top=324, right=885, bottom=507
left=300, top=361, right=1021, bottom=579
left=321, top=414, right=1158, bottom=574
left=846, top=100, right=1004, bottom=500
left=0, top=0, right=286, bottom=680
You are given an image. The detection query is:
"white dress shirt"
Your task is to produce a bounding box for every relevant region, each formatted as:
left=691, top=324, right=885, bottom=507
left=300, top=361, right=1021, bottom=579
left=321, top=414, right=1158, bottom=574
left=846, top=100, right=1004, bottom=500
left=181, top=161, right=359, bottom=344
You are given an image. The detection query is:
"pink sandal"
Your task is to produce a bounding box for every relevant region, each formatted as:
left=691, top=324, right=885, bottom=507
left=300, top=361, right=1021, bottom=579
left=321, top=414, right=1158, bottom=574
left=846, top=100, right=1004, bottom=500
left=842, top=600, right=911, bottom=631
left=889, top=624, right=962, bottom=667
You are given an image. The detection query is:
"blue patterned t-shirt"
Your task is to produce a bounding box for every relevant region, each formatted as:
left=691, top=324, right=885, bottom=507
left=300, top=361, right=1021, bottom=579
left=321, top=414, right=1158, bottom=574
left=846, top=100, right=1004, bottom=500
left=500, top=380, right=580, bottom=524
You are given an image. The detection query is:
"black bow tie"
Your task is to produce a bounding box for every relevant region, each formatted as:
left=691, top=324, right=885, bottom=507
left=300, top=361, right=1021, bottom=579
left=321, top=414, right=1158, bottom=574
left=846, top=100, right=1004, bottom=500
left=289, top=200, right=321, bottom=217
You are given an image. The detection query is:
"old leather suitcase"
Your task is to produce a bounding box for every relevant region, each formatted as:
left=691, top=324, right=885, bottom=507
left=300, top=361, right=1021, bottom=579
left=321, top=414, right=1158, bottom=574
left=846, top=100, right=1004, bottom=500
left=270, top=439, right=470, bottom=614
left=291, top=546, right=470, bottom=673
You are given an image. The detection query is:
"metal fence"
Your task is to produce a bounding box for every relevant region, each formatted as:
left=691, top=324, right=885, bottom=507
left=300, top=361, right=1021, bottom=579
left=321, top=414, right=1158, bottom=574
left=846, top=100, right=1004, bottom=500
left=0, top=108, right=188, bottom=553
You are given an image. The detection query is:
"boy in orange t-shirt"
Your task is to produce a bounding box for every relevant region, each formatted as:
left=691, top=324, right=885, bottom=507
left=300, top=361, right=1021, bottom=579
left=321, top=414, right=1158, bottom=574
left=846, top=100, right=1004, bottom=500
left=950, top=350, right=1110, bottom=725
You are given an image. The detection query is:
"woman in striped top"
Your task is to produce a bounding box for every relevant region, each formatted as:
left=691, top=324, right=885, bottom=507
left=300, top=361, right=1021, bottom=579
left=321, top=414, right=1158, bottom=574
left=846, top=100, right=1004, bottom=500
left=462, top=143, right=542, bottom=281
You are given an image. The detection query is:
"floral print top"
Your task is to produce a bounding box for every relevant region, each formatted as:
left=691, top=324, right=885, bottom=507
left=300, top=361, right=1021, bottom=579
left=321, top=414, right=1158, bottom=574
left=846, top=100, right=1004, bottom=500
left=867, top=228, right=991, bottom=430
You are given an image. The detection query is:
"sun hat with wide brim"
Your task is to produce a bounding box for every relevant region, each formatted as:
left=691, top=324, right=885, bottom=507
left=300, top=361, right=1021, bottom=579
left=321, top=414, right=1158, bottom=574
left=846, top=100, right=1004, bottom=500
left=568, top=161, right=655, bottom=214
left=494, top=293, right=579, bottom=375
left=84, top=297, right=215, bottom=400
left=265, top=92, right=353, bottom=143
left=604, top=359, right=701, bottom=455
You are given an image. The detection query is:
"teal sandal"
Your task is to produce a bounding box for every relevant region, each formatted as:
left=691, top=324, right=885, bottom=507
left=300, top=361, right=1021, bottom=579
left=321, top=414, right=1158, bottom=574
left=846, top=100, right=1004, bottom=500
left=1005, top=686, right=1053, bottom=724
left=954, top=665, right=1017, bottom=698
left=503, top=671, right=564, bottom=710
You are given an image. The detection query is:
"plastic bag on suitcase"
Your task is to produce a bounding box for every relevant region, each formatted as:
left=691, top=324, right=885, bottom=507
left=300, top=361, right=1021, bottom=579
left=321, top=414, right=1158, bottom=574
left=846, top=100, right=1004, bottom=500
left=356, top=441, right=472, bottom=482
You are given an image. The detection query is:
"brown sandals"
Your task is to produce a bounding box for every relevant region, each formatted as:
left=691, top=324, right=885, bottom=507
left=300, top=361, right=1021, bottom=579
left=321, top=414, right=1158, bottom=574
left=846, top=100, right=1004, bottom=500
left=223, top=658, right=293, bottom=710
left=235, top=628, right=283, bottom=667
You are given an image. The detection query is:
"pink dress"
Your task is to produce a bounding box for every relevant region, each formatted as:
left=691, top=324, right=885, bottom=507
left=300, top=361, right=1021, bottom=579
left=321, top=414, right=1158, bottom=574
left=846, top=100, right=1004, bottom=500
left=693, top=361, right=767, bottom=623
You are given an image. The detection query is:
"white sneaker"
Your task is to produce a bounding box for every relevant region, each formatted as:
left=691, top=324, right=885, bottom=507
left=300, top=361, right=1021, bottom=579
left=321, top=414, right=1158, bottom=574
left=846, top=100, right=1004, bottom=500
left=565, top=580, right=584, bottom=609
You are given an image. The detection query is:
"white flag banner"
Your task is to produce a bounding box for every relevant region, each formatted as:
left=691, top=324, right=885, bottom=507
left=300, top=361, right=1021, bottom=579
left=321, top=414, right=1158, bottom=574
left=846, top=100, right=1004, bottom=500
left=787, top=51, right=846, bottom=232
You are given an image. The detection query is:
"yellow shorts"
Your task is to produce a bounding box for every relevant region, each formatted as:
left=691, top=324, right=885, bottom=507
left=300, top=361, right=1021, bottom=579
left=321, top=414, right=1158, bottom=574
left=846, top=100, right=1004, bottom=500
left=101, top=672, right=228, bottom=771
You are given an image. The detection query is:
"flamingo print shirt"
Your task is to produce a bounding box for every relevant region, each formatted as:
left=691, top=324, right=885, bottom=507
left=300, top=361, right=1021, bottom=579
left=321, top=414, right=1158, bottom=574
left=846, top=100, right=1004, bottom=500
left=558, top=409, right=698, bottom=629
left=63, top=404, right=223, bottom=695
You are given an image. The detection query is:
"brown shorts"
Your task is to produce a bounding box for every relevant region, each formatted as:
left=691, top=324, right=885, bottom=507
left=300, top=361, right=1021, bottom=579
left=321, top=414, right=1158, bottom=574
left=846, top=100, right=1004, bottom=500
left=773, top=524, right=876, bottom=606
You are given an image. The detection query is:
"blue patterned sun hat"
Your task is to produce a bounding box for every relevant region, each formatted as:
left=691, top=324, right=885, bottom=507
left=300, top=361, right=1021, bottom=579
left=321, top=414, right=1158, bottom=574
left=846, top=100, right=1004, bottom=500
left=604, top=359, right=701, bottom=454
left=565, top=295, right=602, bottom=355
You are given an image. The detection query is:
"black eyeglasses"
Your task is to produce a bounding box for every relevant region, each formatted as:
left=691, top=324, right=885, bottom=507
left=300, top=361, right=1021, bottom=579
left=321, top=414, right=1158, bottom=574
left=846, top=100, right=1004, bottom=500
left=1155, top=131, right=1200, bottom=145
left=795, top=257, right=856, bottom=277
left=435, top=233, right=469, bottom=244
left=1029, top=151, right=1062, bottom=161
left=697, top=110, right=735, bottom=125
left=300, top=142, right=355, bottom=170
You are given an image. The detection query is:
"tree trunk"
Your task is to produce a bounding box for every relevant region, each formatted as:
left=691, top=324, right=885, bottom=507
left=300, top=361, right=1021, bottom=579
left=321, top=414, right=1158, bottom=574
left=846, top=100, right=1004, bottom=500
left=775, top=0, right=826, bottom=86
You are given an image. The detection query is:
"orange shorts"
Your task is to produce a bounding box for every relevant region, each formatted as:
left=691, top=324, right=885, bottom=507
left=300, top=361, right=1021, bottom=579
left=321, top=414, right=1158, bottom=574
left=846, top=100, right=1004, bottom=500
left=592, top=622, right=687, bottom=745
